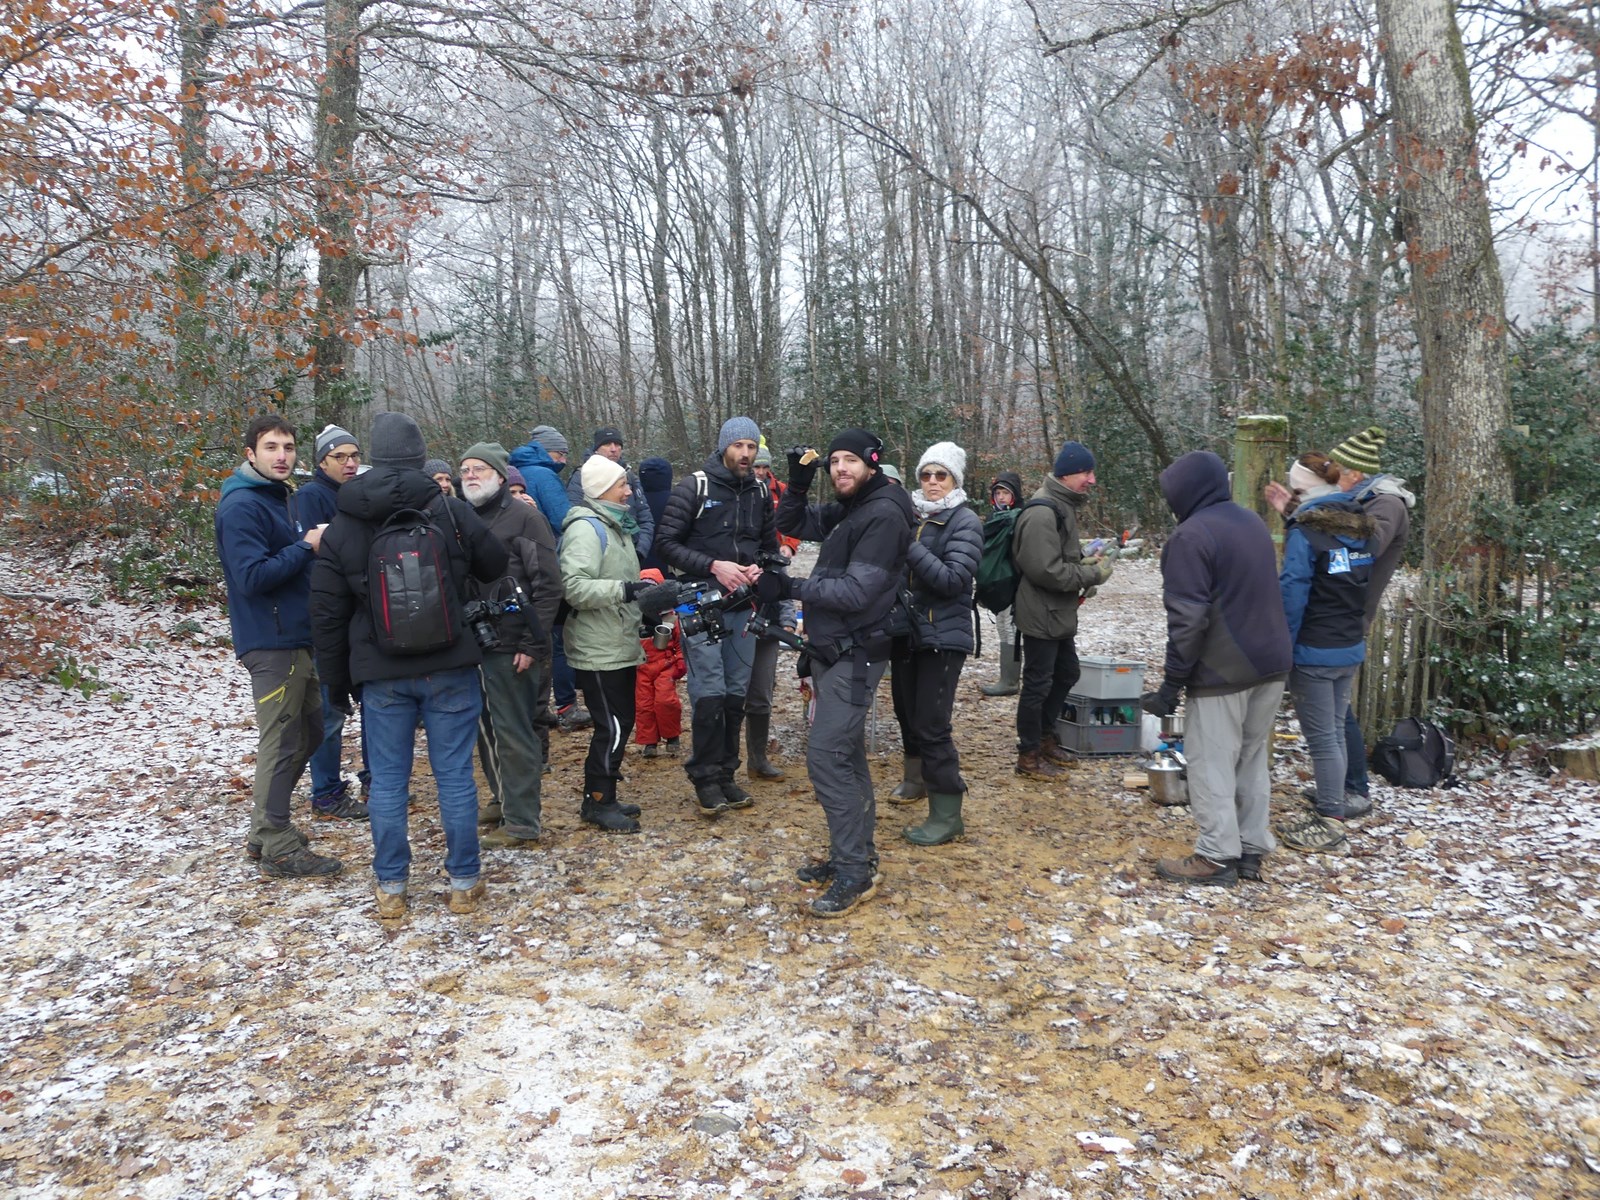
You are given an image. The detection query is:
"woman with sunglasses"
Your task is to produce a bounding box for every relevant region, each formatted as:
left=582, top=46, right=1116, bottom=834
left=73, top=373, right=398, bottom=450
left=887, top=442, right=983, bottom=846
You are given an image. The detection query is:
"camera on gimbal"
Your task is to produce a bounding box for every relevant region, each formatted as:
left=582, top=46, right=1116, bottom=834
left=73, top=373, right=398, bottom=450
left=639, top=581, right=757, bottom=649
left=463, top=579, right=535, bottom=652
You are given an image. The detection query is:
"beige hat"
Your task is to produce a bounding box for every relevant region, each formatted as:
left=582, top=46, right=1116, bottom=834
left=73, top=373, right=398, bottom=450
left=580, top=454, right=627, bottom=500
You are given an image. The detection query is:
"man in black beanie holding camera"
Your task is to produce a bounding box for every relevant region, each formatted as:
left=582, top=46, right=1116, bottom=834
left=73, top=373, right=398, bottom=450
left=767, top=428, right=914, bottom=918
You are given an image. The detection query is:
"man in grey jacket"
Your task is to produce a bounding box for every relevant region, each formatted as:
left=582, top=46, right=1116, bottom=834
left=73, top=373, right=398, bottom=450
left=1012, top=441, right=1112, bottom=780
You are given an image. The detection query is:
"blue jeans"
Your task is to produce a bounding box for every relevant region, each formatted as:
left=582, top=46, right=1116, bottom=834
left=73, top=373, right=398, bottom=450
left=1290, top=663, right=1359, bottom=816
left=552, top=626, right=577, bottom=710
left=362, top=668, right=483, bottom=887
left=1344, top=703, right=1368, bottom=796
left=309, top=685, right=347, bottom=801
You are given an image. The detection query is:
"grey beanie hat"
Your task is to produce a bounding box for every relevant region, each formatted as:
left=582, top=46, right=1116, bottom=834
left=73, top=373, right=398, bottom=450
left=369, top=413, right=427, bottom=471
left=423, top=458, right=453, bottom=479
left=315, top=423, right=358, bottom=462
left=717, top=416, right=762, bottom=455
left=529, top=424, right=569, bottom=455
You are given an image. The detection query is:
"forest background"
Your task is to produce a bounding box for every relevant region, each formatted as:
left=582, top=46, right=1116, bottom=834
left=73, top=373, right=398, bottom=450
left=1, top=0, right=1597, bottom=743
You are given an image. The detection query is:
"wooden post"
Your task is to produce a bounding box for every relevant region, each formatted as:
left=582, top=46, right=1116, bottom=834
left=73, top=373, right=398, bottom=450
left=1232, top=414, right=1290, bottom=557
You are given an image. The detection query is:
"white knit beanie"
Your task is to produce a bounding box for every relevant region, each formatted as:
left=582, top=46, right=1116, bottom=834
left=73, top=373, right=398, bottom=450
left=580, top=454, right=628, bottom=500
left=916, top=441, right=966, bottom=490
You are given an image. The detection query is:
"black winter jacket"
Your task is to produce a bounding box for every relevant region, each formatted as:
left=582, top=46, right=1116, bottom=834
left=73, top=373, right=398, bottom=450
left=654, top=456, right=778, bottom=580
left=1156, top=451, right=1293, bottom=696
left=905, top=503, right=983, bottom=654
left=310, top=467, right=508, bottom=692
left=468, top=489, right=563, bottom=660
left=777, top=470, right=915, bottom=663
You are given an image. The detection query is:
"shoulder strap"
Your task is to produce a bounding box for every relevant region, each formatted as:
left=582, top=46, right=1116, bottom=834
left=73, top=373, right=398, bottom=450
left=578, top=513, right=608, bottom=555
left=693, top=470, right=709, bottom=518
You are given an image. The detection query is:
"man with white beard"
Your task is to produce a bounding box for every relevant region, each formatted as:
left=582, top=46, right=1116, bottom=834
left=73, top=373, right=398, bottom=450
left=458, top=442, right=565, bottom=848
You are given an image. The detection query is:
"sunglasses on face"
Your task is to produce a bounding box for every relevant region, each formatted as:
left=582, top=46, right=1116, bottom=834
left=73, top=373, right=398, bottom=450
left=919, top=470, right=950, bottom=482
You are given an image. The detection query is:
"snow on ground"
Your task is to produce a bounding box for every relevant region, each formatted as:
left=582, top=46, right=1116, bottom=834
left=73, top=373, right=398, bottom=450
left=1, top=545, right=1597, bottom=1199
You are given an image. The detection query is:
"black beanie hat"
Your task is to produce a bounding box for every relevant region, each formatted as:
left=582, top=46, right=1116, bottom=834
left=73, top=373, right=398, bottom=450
left=369, top=412, right=427, bottom=470
left=591, top=426, right=624, bottom=452
left=825, top=428, right=884, bottom=471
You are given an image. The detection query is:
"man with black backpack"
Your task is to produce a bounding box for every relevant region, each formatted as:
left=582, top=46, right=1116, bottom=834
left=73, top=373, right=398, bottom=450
left=311, top=413, right=508, bottom=921
left=654, top=417, right=780, bottom=816
left=1012, top=441, right=1112, bottom=780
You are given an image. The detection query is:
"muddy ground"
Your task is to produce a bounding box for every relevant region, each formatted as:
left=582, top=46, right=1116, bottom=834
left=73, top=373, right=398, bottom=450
left=1, top=548, right=1597, bottom=1199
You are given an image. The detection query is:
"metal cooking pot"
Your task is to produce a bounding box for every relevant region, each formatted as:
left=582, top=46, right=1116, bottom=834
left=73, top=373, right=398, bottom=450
left=1146, top=758, right=1188, bottom=806
left=1160, top=713, right=1184, bottom=741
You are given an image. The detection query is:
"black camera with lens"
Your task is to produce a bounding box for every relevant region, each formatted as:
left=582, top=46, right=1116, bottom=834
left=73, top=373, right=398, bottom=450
left=639, top=581, right=757, bottom=648
left=463, top=579, right=537, bottom=653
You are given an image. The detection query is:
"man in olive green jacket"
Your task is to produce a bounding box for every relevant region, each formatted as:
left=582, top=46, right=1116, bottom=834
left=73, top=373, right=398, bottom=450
left=1013, top=440, right=1112, bottom=779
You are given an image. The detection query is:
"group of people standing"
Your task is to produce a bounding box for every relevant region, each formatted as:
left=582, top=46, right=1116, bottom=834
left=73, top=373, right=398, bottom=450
left=213, top=405, right=1413, bottom=921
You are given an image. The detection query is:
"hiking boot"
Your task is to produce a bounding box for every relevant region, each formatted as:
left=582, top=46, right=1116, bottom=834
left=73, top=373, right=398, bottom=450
left=313, top=791, right=369, bottom=821
left=1340, top=793, right=1373, bottom=820
left=1155, top=853, right=1238, bottom=887
left=641, top=742, right=660, bottom=759
left=719, top=779, right=755, bottom=810
left=477, top=800, right=503, bottom=826
left=796, top=855, right=882, bottom=888
left=1279, top=814, right=1349, bottom=854
left=245, top=824, right=308, bottom=861
left=448, top=880, right=486, bottom=914
left=1015, top=748, right=1064, bottom=780
left=481, top=826, right=540, bottom=849
left=259, top=846, right=343, bottom=880
left=809, top=873, right=877, bottom=919
left=557, top=704, right=592, bottom=732
left=374, top=885, right=407, bottom=920
left=745, top=713, right=785, bottom=780
left=904, top=791, right=965, bottom=846
left=888, top=756, right=926, bottom=804
left=695, top=782, right=731, bottom=817
left=1238, top=852, right=1265, bottom=882
left=581, top=793, right=641, bottom=833
left=665, top=737, right=680, bottom=756
left=1039, top=732, right=1075, bottom=766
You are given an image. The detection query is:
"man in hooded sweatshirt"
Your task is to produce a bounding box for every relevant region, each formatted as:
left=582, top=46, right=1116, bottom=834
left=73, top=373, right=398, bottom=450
left=215, top=413, right=342, bottom=881
left=310, top=413, right=507, bottom=919
left=1142, top=451, right=1294, bottom=887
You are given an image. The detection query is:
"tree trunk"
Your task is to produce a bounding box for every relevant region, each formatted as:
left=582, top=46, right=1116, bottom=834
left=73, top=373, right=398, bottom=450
left=1373, top=0, right=1512, bottom=573
left=311, top=0, right=367, bottom=428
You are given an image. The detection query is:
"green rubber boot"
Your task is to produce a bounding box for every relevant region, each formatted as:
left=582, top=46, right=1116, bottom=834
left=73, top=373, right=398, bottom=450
left=888, top=756, right=926, bottom=804
left=903, top=791, right=965, bottom=846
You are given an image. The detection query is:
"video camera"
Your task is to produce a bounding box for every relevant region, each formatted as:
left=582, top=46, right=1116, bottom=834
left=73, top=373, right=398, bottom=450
left=463, top=579, right=536, bottom=652
left=639, top=580, right=758, bottom=649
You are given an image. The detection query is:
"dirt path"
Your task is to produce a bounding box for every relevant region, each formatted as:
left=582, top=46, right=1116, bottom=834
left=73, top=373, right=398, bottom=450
left=1, top=549, right=1596, bottom=1199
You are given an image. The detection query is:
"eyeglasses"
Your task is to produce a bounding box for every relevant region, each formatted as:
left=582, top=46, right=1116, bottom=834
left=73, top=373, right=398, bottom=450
left=919, top=470, right=950, bottom=482
left=324, top=451, right=360, bottom=464
left=460, top=465, right=496, bottom=477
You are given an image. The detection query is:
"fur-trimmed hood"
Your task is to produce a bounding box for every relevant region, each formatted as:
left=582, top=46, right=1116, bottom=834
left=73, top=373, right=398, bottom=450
left=1290, top=493, right=1376, bottom=544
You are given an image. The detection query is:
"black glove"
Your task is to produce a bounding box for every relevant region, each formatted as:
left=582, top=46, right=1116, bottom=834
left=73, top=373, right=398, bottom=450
left=755, top=571, right=793, bottom=605
left=785, top=446, right=818, bottom=491
left=621, top=580, right=648, bottom=603
left=329, top=687, right=355, bottom=718
left=635, top=581, right=682, bottom=620
left=1140, top=683, right=1182, bottom=718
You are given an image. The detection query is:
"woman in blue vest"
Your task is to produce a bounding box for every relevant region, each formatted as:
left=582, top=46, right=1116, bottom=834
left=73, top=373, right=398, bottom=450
left=1276, top=478, right=1377, bottom=855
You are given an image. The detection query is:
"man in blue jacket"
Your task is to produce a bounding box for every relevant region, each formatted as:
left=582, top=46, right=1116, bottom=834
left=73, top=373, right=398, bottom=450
left=1143, top=451, right=1293, bottom=887
left=214, top=414, right=343, bottom=881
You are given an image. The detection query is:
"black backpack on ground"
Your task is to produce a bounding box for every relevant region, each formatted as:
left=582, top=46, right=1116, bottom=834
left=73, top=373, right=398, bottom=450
left=366, top=501, right=466, bottom=655
left=1371, top=716, right=1457, bottom=788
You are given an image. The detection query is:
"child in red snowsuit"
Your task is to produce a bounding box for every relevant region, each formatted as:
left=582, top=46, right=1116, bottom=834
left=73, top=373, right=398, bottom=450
left=635, top=568, right=686, bottom=757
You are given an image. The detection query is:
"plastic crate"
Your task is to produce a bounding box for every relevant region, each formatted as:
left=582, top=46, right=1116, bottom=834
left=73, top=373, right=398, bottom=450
left=1056, top=694, right=1140, bottom=756
left=1074, top=655, right=1145, bottom=700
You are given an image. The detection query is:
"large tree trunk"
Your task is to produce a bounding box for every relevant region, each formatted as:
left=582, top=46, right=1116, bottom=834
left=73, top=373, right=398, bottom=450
left=1374, top=0, right=1512, bottom=573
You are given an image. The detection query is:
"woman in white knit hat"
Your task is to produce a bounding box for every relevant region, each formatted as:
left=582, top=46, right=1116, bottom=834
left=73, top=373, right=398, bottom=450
left=887, top=440, right=984, bottom=846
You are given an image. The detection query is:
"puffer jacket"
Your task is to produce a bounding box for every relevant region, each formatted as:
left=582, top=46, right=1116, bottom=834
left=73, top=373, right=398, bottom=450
left=777, top=470, right=915, bottom=663
left=505, top=439, right=572, bottom=528
left=558, top=501, right=646, bottom=672
left=214, top=464, right=317, bottom=658
left=905, top=503, right=983, bottom=654
left=468, top=488, right=563, bottom=660
left=1011, top=475, right=1101, bottom=639
left=1280, top=491, right=1376, bottom=667
left=1156, top=451, right=1292, bottom=695
left=637, top=456, right=674, bottom=573
left=309, top=466, right=508, bottom=692
left=654, top=455, right=777, bottom=580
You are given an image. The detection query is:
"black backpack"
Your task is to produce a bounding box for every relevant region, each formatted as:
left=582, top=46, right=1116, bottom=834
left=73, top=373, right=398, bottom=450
left=367, top=501, right=466, bottom=655
left=1371, top=716, right=1457, bottom=788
